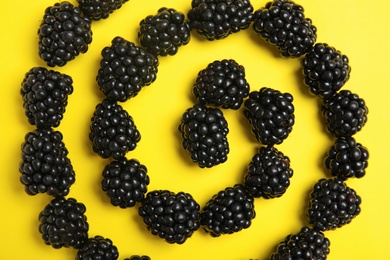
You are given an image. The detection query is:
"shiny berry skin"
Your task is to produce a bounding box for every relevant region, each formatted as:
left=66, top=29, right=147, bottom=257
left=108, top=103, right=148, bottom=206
left=302, top=43, right=351, bottom=99
left=138, top=7, right=191, bottom=56
left=325, top=137, right=369, bottom=180
left=76, top=235, right=119, bottom=260
left=38, top=197, right=89, bottom=249
left=77, top=0, right=129, bottom=20
left=124, top=256, right=151, bottom=260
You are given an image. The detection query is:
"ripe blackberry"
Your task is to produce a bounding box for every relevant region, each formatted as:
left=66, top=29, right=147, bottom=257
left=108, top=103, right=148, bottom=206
left=20, top=67, right=73, bottom=128
left=324, top=137, right=369, bottom=180
left=38, top=1, right=92, bottom=67
left=102, top=158, right=149, bottom=208
left=200, top=184, right=256, bottom=237
left=124, top=256, right=151, bottom=260
left=307, top=178, right=362, bottom=231
left=270, top=226, right=330, bottom=260
left=187, top=0, right=254, bottom=40
left=19, top=128, right=75, bottom=196
left=321, top=90, right=368, bottom=138
left=244, top=146, right=293, bottom=198
left=178, top=104, right=229, bottom=168
left=192, top=59, right=250, bottom=109
left=302, top=43, right=351, bottom=98
left=89, top=99, right=141, bottom=160
left=76, top=235, right=119, bottom=260
left=138, top=190, right=201, bottom=244
left=38, top=197, right=89, bottom=249
left=97, top=36, right=159, bottom=102
left=138, top=7, right=191, bottom=56
left=252, top=0, right=316, bottom=58
left=244, top=87, right=294, bottom=145
left=77, top=0, right=129, bottom=21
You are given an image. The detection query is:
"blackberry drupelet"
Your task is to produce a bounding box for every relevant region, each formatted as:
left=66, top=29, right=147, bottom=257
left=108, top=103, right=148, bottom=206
left=76, top=235, right=119, bottom=260
left=200, top=184, right=255, bottom=237
left=38, top=197, right=89, bottom=249
left=244, top=87, right=294, bottom=145
left=102, top=158, right=149, bottom=208
left=270, top=226, right=330, bottom=260
left=187, top=0, right=254, bottom=40
left=138, top=7, right=191, bottom=56
left=302, top=43, right=351, bottom=99
left=178, top=104, right=229, bottom=168
left=138, top=190, right=201, bottom=244
left=321, top=90, right=368, bottom=138
left=19, top=128, right=75, bottom=196
left=97, top=36, right=159, bottom=102
left=252, top=0, right=316, bottom=58
left=38, top=1, right=92, bottom=67
left=244, top=146, right=293, bottom=198
left=89, top=99, right=141, bottom=160
left=21, top=67, right=73, bottom=128
left=193, top=59, right=250, bottom=109
left=307, top=178, right=362, bottom=231
left=124, top=256, right=151, bottom=260
left=324, top=137, right=369, bottom=180
left=77, top=0, right=129, bottom=21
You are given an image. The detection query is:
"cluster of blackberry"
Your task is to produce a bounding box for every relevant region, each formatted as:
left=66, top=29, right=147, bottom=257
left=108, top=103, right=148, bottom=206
left=19, top=0, right=370, bottom=259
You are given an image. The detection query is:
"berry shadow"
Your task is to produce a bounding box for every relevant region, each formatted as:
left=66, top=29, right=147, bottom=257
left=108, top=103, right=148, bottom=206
left=245, top=27, right=284, bottom=59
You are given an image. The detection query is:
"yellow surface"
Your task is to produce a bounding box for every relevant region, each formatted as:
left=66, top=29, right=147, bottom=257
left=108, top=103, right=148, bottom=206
left=1, top=0, right=389, bottom=259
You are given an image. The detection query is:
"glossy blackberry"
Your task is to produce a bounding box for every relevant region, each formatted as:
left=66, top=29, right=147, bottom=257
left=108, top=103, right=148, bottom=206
left=302, top=43, right=351, bottom=99
left=124, top=256, right=151, bottom=260
left=322, top=90, right=368, bottom=138
left=244, top=146, right=293, bottom=198
left=178, top=104, right=229, bottom=168
left=200, top=184, right=255, bottom=237
left=38, top=1, right=92, bottom=67
left=97, top=36, right=159, bottom=102
left=244, top=87, right=294, bottom=145
left=20, top=67, right=73, bottom=128
left=271, top=226, right=330, bottom=260
left=76, top=235, right=118, bottom=260
left=324, top=137, right=369, bottom=180
left=89, top=99, right=141, bottom=160
left=102, top=158, right=149, bottom=208
left=77, top=0, right=129, bottom=21
left=252, top=0, right=316, bottom=58
left=193, top=59, right=250, bottom=109
left=138, top=190, right=201, bottom=244
left=138, top=7, right=191, bottom=56
left=307, top=178, right=362, bottom=231
left=38, top=197, right=89, bottom=249
left=19, top=128, right=75, bottom=196
left=187, top=0, right=254, bottom=40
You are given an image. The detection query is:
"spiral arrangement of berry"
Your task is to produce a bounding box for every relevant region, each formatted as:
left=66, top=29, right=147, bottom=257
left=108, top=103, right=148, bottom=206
left=17, top=0, right=370, bottom=259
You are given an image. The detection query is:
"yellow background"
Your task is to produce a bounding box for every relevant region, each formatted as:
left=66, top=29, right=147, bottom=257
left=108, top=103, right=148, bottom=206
left=1, top=0, right=389, bottom=259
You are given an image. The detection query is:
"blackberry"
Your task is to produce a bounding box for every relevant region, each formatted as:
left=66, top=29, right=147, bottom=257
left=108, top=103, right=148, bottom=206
left=270, top=226, right=330, bottom=260
left=302, top=43, right=351, bottom=98
left=124, top=256, right=151, bottom=260
left=322, top=90, right=368, bottom=138
left=76, top=235, right=119, bottom=260
left=324, top=137, right=369, bottom=180
left=77, top=0, right=129, bottom=21
left=89, top=99, right=141, bottom=160
left=200, top=184, right=256, bottom=237
left=21, top=67, right=73, bottom=128
left=19, top=128, right=75, bottom=196
left=178, top=104, right=229, bottom=168
left=244, top=87, right=294, bottom=145
left=38, top=197, right=89, bottom=249
left=102, top=158, right=149, bottom=208
left=138, top=7, right=191, bottom=56
left=97, top=36, right=159, bottom=102
left=244, top=146, right=293, bottom=198
left=307, top=178, right=362, bottom=231
left=192, top=59, right=250, bottom=109
left=252, top=0, right=316, bottom=58
left=187, top=0, right=254, bottom=40
left=38, top=1, right=92, bottom=67
left=138, top=190, right=201, bottom=244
